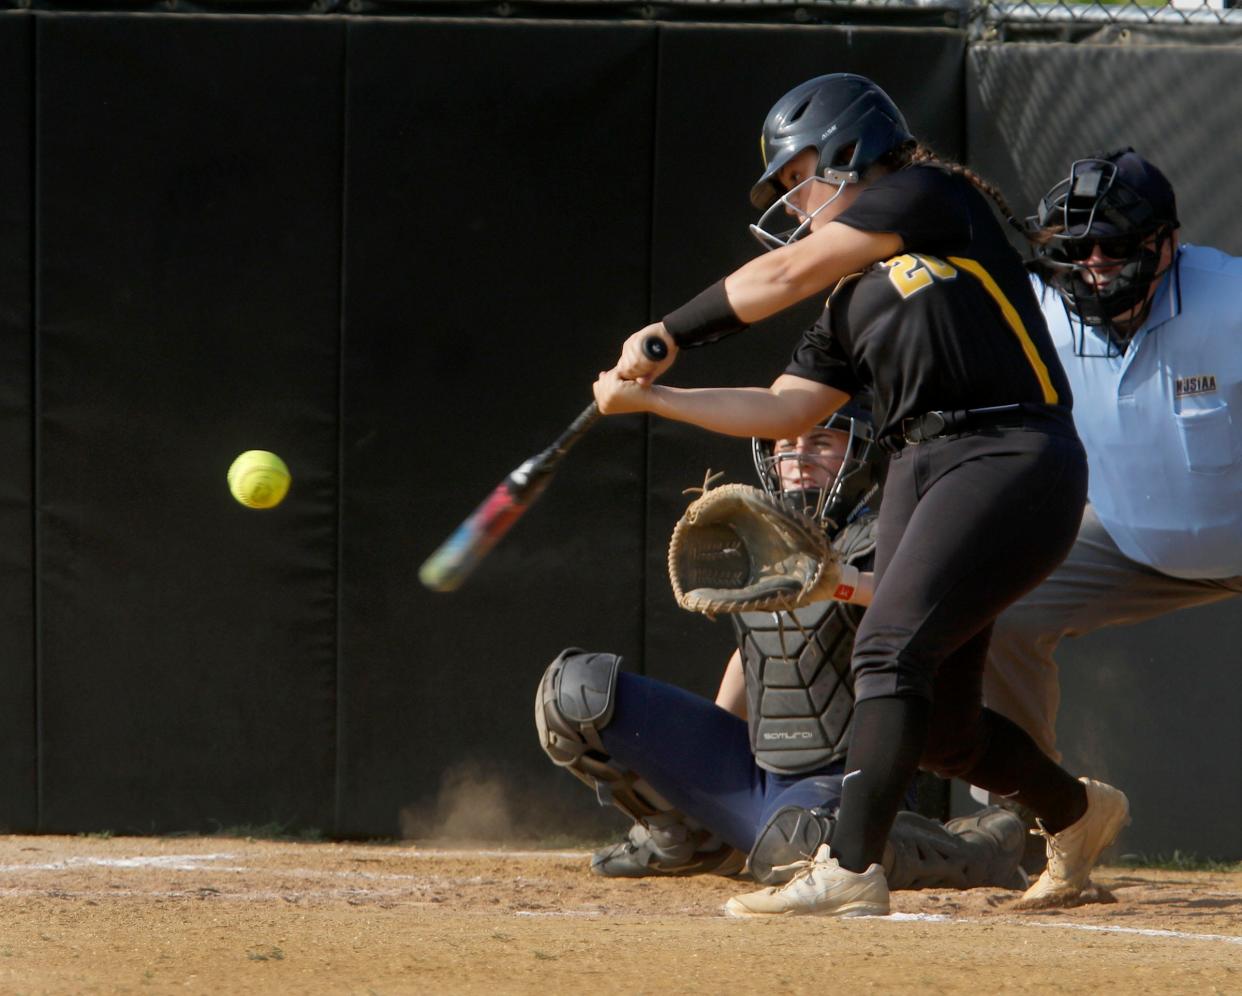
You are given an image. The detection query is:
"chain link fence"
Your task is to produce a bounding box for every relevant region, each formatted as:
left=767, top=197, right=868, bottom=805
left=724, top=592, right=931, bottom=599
left=975, top=0, right=1242, bottom=41
left=4, top=0, right=1242, bottom=26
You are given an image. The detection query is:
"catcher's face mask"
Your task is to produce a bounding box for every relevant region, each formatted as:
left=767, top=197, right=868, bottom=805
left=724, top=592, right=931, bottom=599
left=752, top=414, right=878, bottom=534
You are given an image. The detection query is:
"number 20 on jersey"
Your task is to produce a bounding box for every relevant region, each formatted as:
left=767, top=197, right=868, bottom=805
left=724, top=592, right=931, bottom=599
left=885, top=254, right=958, bottom=299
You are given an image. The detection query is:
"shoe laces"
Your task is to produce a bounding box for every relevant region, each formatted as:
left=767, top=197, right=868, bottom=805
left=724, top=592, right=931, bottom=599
left=770, top=856, right=815, bottom=878
left=769, top=845, right=834, bottom=887
left=1031, top=820, right=1069, bottom=874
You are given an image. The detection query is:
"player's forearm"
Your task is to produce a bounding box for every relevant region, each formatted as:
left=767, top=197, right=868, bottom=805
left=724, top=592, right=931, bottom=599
left=646, top=383, right=825, bottom=440
left=643, top=224, right=900, bottom=365
left=723, top=223, right=904, bottom=324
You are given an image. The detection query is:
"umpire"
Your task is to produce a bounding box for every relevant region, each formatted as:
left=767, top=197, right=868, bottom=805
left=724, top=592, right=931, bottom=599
left=985, top=150, right=1242, bottom=760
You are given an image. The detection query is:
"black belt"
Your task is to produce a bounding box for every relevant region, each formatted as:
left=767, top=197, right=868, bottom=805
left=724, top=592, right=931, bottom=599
left=898, top=404, right=1029, bottom=448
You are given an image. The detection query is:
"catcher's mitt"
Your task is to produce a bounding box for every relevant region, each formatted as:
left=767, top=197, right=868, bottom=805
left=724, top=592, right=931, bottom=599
left=668, top=482, right=849, bottom=616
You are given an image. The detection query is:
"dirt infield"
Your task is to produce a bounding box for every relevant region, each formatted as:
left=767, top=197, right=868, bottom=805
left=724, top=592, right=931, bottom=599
left=0, top=835, right=1239, bottom=995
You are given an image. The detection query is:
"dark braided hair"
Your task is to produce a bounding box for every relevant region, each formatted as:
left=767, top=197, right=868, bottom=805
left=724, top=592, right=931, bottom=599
left=872, top=142, right=1027, bottom=238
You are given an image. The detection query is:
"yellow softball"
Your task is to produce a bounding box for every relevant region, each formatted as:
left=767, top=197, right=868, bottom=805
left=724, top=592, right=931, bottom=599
left=227, top=450, right=291, bottom=510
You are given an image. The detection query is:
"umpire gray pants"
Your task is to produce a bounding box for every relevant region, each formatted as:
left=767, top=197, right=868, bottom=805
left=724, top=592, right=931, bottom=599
left=984, top=504, right=1242, bottom=761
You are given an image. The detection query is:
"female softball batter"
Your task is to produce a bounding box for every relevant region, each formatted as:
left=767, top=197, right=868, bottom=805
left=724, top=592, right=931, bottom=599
left=593, top=73, right=1129, bottom=916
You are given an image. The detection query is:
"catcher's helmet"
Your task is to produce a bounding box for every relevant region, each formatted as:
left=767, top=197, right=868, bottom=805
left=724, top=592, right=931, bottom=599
left=1028, top=149, right=1179, bottom=350
left=748, top=75, right=912, bottom=249
left=751, top=409, right=881, bottom=536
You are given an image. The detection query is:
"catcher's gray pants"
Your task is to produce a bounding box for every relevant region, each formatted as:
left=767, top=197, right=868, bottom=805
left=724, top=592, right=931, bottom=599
left=984, top=503, right=1242, bottom=761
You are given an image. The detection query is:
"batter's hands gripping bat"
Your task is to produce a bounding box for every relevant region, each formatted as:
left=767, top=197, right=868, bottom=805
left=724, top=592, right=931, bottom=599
left=418, top=335, right=669, bottom=592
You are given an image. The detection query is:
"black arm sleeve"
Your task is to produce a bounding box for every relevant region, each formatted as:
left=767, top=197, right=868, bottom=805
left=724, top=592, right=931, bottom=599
left=662, top=278, right=749, bottom=348
left=835, top=166, right=972, bottom=258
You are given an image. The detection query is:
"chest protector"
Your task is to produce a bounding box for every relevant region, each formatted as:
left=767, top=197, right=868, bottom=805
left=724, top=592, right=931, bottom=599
left=730, top=514, right=876, bottom=775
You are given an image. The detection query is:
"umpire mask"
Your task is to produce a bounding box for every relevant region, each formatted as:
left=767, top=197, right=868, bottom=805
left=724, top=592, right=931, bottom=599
left=1028, top=151, right=1178, bottom=354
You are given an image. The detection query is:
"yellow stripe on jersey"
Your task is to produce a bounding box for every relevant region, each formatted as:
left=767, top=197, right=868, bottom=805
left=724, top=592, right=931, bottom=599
left=948, top=256, right=1059, bottom=405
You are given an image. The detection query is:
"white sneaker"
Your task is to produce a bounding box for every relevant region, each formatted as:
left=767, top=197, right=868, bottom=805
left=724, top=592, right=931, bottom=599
left=1015, top=777, right=1130, bottom=909
left=724, top=845, right=889, bottom=918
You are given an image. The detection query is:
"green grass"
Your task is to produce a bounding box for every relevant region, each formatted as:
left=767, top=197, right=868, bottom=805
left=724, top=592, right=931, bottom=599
left=203, top=821, right=325, bottom=842
left=1116, top=850, right=1242, bottom=873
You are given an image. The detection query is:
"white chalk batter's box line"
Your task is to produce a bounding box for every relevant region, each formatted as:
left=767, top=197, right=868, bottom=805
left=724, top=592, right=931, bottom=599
left=0, top=854, right=548, bottom=890
left=507, top=910, right=1242, bottom=946
left=0, top=853, right=242, bottom=873
left=0, top=847, right=592, bottom=872
left=788, top=912, right=1242, bottom=946
left=1030, top=920, right=1242, bottom=946
left=378, top=849, right=591, bottom=860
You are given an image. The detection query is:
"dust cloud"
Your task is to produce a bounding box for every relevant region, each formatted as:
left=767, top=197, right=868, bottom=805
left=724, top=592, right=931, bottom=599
left=399, top=760, right=621, bottom=846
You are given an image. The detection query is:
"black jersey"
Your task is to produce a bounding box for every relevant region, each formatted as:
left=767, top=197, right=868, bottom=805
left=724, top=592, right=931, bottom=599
left=786, top=166, right=1073, bottom=445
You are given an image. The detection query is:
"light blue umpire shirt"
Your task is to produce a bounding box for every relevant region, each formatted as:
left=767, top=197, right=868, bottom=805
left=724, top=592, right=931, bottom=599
left=1038, top=244, right=1242, bottom=579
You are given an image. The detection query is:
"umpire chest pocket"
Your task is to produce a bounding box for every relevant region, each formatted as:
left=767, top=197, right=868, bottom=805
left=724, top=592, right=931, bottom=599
left=1175, top=402, right=1234, bottom=475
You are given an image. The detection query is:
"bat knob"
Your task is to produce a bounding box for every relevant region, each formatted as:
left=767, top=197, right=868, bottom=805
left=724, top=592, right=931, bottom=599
left=642, top=336, right=669, bottom=361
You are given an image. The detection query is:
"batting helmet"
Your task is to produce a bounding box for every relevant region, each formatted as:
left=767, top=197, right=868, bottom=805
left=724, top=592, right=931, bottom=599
left=749, top=74, right=912, bottom=212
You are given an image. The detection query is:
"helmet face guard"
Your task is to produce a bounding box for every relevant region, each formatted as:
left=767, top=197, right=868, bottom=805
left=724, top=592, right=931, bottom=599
left=749, top=169, right=858, bottom=251
left=751, top=413, right=880, bottom=536
left=1028, top=156, right=1176, bottom=352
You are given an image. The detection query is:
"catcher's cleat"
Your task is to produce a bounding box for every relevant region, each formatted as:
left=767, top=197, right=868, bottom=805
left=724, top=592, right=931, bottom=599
left=1013, top=777, right=1130, bottom=910
left=591, top=824, right=746, bottom=879
left=591, top=838, right=667, bottom=878
left=724, top=845, right=889, bottom=918
left=879, top=808, right=1028, bottom=891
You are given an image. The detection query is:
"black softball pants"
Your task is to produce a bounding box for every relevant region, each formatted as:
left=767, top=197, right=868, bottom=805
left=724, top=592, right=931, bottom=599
left=830, top=427, right=1090, bottom=874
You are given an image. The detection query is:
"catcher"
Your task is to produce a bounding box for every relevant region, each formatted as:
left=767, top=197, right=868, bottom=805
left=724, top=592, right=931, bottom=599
left=536, top=412, right=1028, bottom=892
